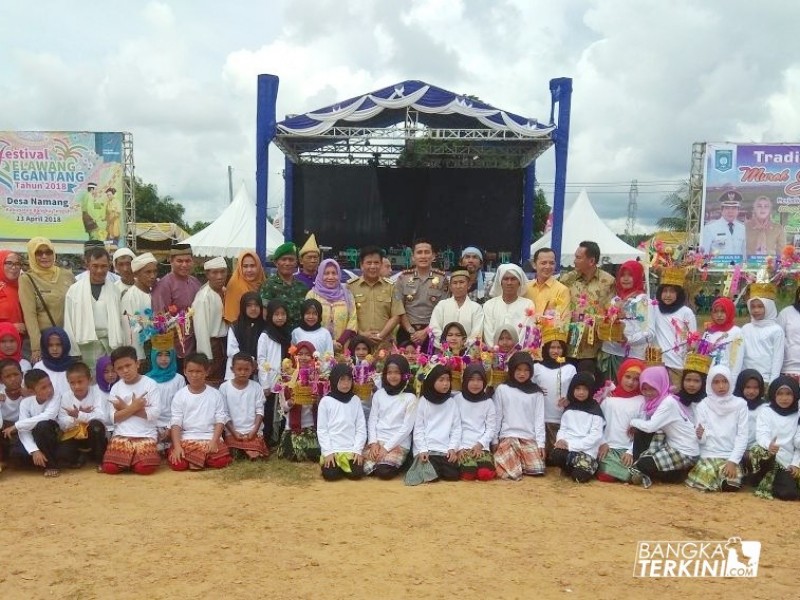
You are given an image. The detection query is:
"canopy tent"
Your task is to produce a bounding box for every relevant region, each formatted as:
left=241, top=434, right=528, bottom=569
left=183, top=185, right=283, bottom=258
left=255, top=75, right=573, bottom=264
left=531, top=189, right=645, bottom=266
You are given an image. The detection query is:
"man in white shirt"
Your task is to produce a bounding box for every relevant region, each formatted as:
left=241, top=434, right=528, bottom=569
left=701, top=191, right=746, bottom=260
left=121, top=252, right=158, bottom=362
left=192, top=257, right=229, bottom=386
left=63, top=246, right=124, bottom=371
left=429, top=269, right=483, bottom=348
left=112, top=247, right=136, bottom=295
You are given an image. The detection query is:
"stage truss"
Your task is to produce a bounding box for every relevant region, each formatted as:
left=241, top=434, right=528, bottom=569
left=686, top=141, right=705, bottom=250
left=122, top=132, right=137, bottom=250
left=274, top=108, right=553, bottom=169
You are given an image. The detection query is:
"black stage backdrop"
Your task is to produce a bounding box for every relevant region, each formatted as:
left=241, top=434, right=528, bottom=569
left=292, top=165, right=523, bottom=259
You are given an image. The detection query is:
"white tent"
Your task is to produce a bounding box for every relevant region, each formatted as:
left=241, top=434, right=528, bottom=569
left=531, top=188, right=645, bottom=266
left=184, top=184, right=284, bottom=258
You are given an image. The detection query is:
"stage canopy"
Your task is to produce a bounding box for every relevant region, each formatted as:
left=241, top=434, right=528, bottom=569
left=257, top=77, right=573, bottom=265
left=531, top=189, right=645, bottom=266
left=184, top=184, right=283, bottom=258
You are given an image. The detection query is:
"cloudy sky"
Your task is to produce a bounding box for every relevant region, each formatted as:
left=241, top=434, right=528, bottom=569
left=2, top=0, right=799, bottom=234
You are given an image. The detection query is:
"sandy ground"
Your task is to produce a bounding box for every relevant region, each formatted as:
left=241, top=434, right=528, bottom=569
left=0, top=460, right=796, bottom=600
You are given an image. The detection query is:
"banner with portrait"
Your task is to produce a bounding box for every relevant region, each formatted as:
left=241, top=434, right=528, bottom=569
left=701, top=142, right=800, bottom=267
left=0, top=131, right=126, bottom=250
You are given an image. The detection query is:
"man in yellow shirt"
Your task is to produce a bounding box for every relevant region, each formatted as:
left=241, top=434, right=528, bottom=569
left=524, top=247, right=571, bottom=324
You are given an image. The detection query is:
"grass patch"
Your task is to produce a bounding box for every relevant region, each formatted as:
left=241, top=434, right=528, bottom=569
left=210, top=458, right=318, bottom=486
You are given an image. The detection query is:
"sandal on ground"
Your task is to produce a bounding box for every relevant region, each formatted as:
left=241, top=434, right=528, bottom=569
left=44, top=469, right=60, bottom=478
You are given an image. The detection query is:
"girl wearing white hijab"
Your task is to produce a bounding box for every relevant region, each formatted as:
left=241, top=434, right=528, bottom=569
left=742, top=294, right=784, bottom=385
left=685, top=365, right=748, bottom=492
left=481, top=264, right=534, bottom=346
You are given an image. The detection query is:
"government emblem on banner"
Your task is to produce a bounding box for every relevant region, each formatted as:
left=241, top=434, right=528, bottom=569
left=714, top=149, right=733, bottom=172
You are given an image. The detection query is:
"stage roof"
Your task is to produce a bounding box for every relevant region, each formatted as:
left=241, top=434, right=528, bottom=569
left=274, top=80, right=555, bottom=168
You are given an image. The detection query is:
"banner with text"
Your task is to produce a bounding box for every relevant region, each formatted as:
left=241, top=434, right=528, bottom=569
left=0, top=131, right=125, bottom=249
left=702, top=143, right=800, bottom=267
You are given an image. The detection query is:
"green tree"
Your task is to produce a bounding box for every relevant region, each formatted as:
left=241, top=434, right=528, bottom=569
left=533, top=188, right=550, bottom=241
left=657, top=180, right=690, bottom=231
left=188, top=220, right=211, bottom=234
left=134, top=178, right=189, bottom=229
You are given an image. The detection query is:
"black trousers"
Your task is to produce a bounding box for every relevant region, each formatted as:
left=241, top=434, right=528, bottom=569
left=322, top=459, right=365, bottom=481
left=263, top=393, right=277, bottom=447
left=396, top=324, right=430, bottom=349
left=57, top=420, right=108, bottom=466
left=550, top=447, right=594, bottom=483
left=427, top=454, right=460, bottom=481
left=635, top=455, right=686, bottom=483
left=31, top=420, right=60, bottom=469
left=772, top=468, right=800, bottom=501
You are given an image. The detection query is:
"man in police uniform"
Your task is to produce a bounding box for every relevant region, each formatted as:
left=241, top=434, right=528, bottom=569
left=701, top=191, right=746, bottom=259
left=394, top=238, right=449, bottom=347
left=347, top=246, right=405, bottom=344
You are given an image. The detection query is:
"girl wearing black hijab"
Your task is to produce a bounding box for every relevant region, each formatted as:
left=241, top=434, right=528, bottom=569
left=752, top=376, right=800, bottom=500
left=650, top=281, right=698, bottom=387
left=364, top=355, right=416, bottom=480
left=259, top=299, right=292, bottom=447
left=455, top=363, right=497, bottom=481
left=404, top=364, right=461, bottom=486
left=317, top=363, right=366, bottom=481
left=550, top=372, right=605, bottom=483
left=229, top=292, right=266, bottom=369
left=291, top=298, right=333, bottom=357
left=493, top=352, right=547, bottom=480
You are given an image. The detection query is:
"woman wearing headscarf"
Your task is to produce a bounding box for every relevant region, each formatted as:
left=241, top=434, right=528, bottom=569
left=742, top=289, right=784, bottom=385
left=628, top=365, right=699, bottom=487
left=701, top=297, right=744, bottom=381
left=17, top=238, right=75, bottom=363
left=305, top=258, right=357, bottom=352
left=0, top=250, right=25, bottom=334
left=32, top=327, right=75, bottom=397
left=226, top=292, right=266, bottom=377
left=648, top=272, right=697, bottom=387
left=223, top=250, right=266, bottom=324
left=598, top=260, right=651, bottom=381
left=482, top=263, right=534, bottom=346
left=777, top=287, right=800, bottom=380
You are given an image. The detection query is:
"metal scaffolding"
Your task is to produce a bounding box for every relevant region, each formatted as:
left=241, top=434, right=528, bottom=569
left=687, top=142, right=705, bottom=249
left=122, top=132, right=136, bottom=250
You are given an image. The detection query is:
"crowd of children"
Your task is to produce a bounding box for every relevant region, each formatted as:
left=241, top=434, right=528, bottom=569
left=2, top=271, right=800, bottom=504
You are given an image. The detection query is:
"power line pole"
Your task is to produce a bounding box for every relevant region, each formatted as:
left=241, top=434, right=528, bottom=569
left=626, top=179, right=639, bottom=236
left=228, top=165, right=234, bottom=204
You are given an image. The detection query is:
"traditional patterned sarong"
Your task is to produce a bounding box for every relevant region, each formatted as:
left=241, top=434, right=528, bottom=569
left=103, top=436, right=160, bottom=469
left=494, top=437, right=545, bottom=480
left=177, top=439, right=231, bottom=469
left=78, top=336, right=111, bottom=372
left=319, top=452, right=356, bottom=472
left=207, top=336, right=227, bottom=388
left=686, top=457, right=743, bottom=492
left=544, top=423, right=560, bottom=463
left=744, top=445, right=771, bottom=476
left=639, top=433, right=697, bottom=472
left=363, top=445, right=408, bottom=475
left=60, top=422, right=90, bottom=442
left=277, top=427, right=320, bottom=462
left=598, top=447, right=633, bottom=482
left=458, top=450, right=495, bottom=470
left=225, top=433, right=269, bottom=459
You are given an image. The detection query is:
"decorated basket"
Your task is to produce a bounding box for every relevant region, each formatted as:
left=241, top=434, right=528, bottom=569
left=490, top=368, right=508, bottom=388
left=450, top=370, right=463, bottom=392
left=645, top=346, right=663, bottom=367
left=597, top=321, right=625, bottom=343
left=292, top=385, right=316, bottom=406
left=353, top=382, right=373, bottom=402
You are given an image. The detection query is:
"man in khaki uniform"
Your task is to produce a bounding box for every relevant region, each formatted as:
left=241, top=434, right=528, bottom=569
left=347, top=246, right=405, bottom=344
left=394, top=239, right=449, bottom=347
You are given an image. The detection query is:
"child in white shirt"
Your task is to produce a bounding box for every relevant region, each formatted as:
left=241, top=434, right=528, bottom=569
left=101, top=346, right=161, bottom=475
left=455, top=363, right=496, bottom=481
left=597, top=358, right=645, bottom=483
left=533, top=338, right=576, bottom=461
left=0, top=359, right=26, bottom=462
left=686, top=365, right=749, bottom=492
left=751, top=376, right=800, bottom=501
left=291, top=299, right=333, bottom=358
left=493, top=352, right=546, bottom=480
left=2, top=369, right=61, bottom=477
left=169, top=353, right=232, bottom=471
left=221, top=353, right=268, bottom=460
left=364, top=355, right=417, bottom=480
left=145, top=347, right=186, bottom=451
left=552, top=372, right=605, bottom=483
left=58, top=362, right=112, bottom=469
left=317, top=363, right=366, bottom=481
left=404, top=364, right=461, bottom=486
left=733, top=369, right=767, bottom=485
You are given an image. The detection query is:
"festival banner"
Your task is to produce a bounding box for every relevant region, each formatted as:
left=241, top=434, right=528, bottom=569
left=0, top=131, right=126, bottom=249
left=702, top=142, right=800, bottom=267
